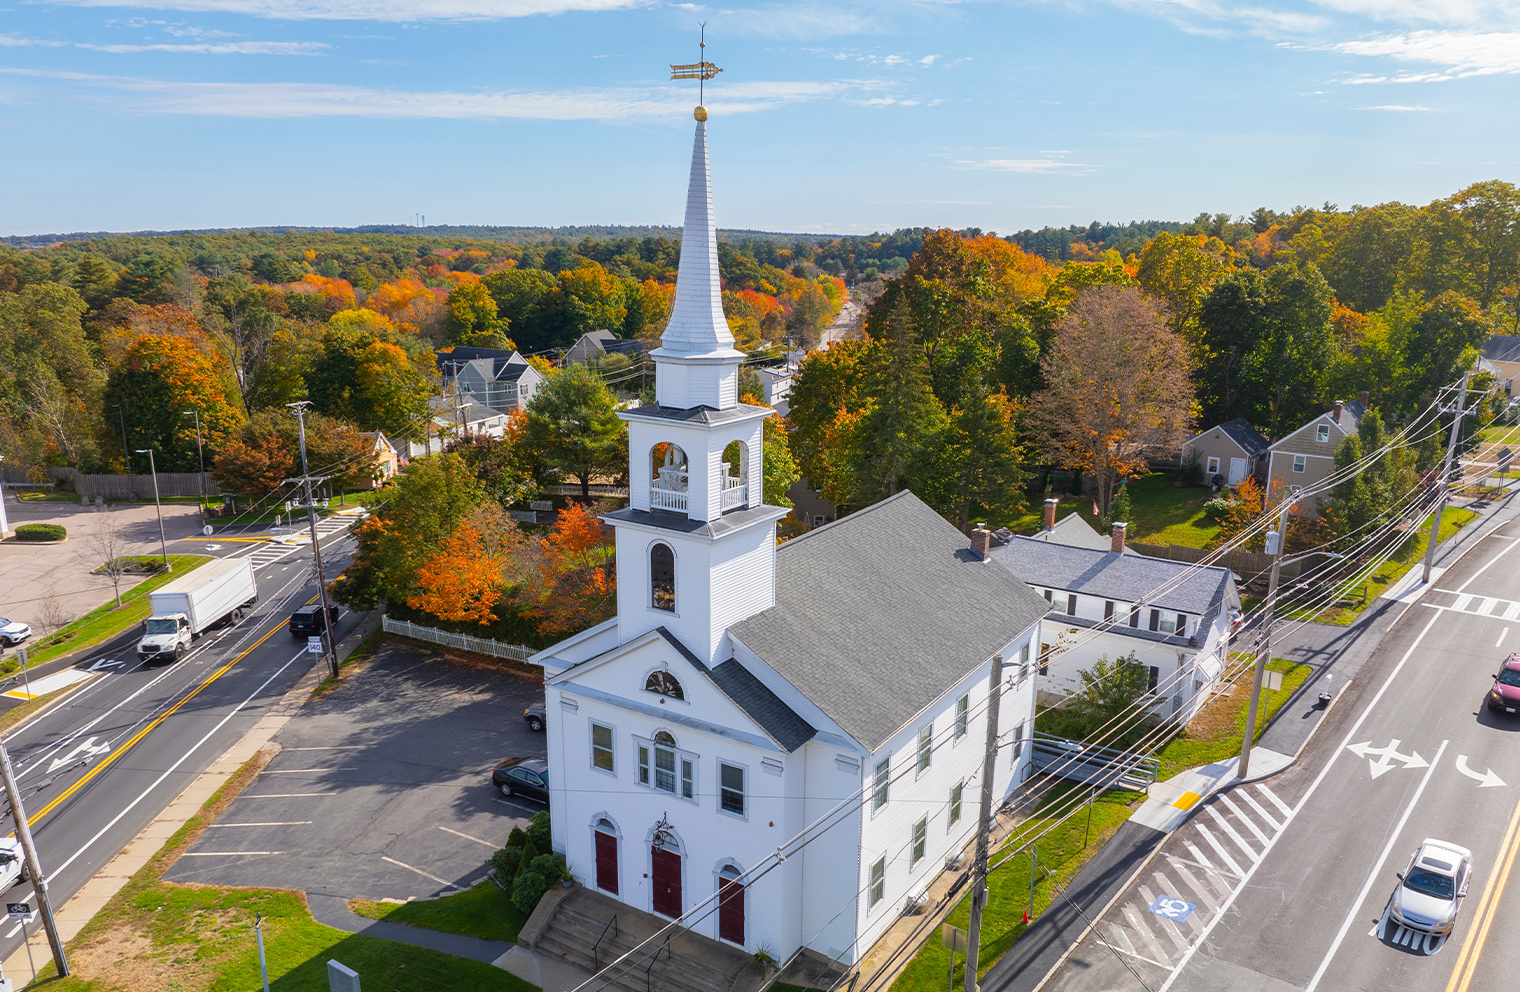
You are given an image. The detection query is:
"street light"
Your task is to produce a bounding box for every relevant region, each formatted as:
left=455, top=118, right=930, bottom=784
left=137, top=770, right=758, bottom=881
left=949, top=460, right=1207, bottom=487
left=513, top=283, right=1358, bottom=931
left=135, top=449, right=171, bottom=573
left=182, top=410, right=205, bottom=520
left=113, top=403, right=132, bottom=478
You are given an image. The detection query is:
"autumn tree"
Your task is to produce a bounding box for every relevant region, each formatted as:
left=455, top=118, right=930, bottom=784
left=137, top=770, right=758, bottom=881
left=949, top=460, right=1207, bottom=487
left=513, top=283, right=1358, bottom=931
left=524, top=363, right=627, bottom=496
left=446, top=280, right=513, bottom=347
left=1027, top=286, right=1195, bottom=518
left=523, top=503, right=617, bottom=636
left=1135, top=232, right=1235, bottom=344
left=408, top=503, right=539, bottom=625
left=211, top=434, right=295, bottom=509
left=0, top=283, right=103, bottom=470
left=102, top=332, right=244, bottom=473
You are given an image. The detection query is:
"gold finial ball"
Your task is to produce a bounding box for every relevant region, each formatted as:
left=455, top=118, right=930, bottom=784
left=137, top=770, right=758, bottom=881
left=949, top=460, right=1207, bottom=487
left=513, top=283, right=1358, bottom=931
left=694, top=105, right=709, bottom=122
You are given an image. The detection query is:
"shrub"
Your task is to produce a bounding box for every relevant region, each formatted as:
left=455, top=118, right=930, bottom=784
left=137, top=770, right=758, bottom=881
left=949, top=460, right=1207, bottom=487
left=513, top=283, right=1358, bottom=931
left=527, top=811, right=551, bottom=851
left=490, top=826, right=528, bottom=884
left=1202, top=495, right=1236, bottom=522
left=1179, top=449, right=1204, bottom=487
left=15, top=523, right=65, bottom=541
left=511, top=852, right=568, bottom=915
left=517, top=837, right=541, bottom=879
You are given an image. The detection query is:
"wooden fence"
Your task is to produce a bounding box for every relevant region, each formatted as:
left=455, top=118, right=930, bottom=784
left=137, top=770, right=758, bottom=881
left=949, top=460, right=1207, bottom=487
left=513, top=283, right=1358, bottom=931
left=1, top=466, right=220, bottom=500
left=1129, top=542, right=1306, bottom=582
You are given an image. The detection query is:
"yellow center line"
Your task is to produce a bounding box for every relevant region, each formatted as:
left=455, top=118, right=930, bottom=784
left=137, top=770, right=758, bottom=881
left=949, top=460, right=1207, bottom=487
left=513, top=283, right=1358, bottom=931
left=25, top=613, right=294, bottom=826
left=1446, top=792, right=1520, bottom=992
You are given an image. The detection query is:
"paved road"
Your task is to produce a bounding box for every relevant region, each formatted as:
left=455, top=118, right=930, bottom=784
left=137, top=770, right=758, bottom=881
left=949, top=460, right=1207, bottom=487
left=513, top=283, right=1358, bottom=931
left=1037, top=515, right=1520, bottom=992
left=0, top=514, right=362, bottom=968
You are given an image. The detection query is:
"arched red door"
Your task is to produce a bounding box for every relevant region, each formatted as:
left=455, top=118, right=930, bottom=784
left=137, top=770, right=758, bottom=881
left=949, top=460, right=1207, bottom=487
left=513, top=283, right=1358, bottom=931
left=718, top=868, right=744, bottom=945
left=651, top=845, right=682, bottom=917
left=594, top=825, right=619, bottom=895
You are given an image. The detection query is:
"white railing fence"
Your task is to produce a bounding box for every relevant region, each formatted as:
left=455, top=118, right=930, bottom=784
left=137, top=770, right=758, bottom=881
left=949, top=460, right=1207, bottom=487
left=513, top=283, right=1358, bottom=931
left=381, top=616, right=537, bottom=663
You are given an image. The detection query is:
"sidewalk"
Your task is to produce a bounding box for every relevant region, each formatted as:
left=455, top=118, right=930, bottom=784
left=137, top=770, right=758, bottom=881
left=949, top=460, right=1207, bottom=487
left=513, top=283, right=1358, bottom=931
left=307, top=892, right=512, bottom=964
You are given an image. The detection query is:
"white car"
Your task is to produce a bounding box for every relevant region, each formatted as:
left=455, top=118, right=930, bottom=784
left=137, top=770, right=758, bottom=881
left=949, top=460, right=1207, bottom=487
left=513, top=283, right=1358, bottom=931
left=0, top=837, right=27, bottom=889
left=1388, top=838, right=1472, bottom=936
left=0, top=618, right=31, bottom=647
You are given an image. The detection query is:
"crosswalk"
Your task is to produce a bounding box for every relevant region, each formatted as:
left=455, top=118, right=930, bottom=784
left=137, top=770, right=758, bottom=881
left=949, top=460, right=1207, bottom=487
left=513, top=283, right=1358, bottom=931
left=237, top=515, right=359, bottom=571
left=1099, top=782, right=1294, bottom=969
left=1433, top=590, right=1520, bottom=620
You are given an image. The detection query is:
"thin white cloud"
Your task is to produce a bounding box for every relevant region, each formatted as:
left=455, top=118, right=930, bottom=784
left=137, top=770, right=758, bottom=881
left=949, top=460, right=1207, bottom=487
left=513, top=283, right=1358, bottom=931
left=44, top=0, right=644, bottom=20
left=1309, top=1, right=1520, bottom=29
left=1330, top=30, right=1520, bottom=76
left=919, top=54, right=939, bottom=66
left=77, top=40, right=330, bottom=54
left=1360, top=102, right=1431, bottom=109
left=0, top=35, right=68, bottom=47
left=954, top=156, right=1096, bottom=174
left=866, top=199, right=993, bottom=204
left=0, top=67, right=860, bottom=118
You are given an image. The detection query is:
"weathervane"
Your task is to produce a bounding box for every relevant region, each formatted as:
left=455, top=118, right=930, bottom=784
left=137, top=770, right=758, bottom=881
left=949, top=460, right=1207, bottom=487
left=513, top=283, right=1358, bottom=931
left=670, top=23, right=723, bottom=121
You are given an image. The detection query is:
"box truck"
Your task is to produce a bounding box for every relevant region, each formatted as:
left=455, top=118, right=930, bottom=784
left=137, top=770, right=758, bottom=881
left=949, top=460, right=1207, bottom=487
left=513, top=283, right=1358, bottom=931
left=136, top=558, right=258, bottom=662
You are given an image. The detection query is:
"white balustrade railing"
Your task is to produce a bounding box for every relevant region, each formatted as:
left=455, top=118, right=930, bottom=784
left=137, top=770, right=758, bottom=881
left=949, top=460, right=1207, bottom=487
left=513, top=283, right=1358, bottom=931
left=650, top=484, right=688, bottom=512
left=721, top=476, right=748, bottom=511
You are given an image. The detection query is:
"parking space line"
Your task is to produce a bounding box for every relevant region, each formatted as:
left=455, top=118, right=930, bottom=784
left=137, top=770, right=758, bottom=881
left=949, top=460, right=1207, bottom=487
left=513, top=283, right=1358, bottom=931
left=1236, top=790, right=1282, bottom=832
left=1195, top=824, right=1245, bottom=877
left=239, top=792, right=334, bottom=798
left=210, top=821, right=313, bottom=827
left=438, top=826, right=498, bottom=848
left=381, top=856, right=458, bottom=889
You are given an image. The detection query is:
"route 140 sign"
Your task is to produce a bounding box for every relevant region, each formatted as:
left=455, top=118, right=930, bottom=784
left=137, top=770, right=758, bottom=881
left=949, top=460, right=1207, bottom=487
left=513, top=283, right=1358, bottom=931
left=306, top=637, right=323, bottom=655
left=7, top=903, right=32, bottom=921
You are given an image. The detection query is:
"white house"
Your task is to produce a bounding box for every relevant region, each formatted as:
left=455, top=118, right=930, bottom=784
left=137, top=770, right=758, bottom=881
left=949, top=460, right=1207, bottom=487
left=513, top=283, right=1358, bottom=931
left=533, top=109, right=1049, bottom=970
left=990, top=525, right=1241, bottom=725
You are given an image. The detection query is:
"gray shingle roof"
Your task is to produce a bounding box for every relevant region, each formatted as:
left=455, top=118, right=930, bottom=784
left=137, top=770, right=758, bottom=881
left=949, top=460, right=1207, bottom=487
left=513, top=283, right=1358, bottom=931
left=729, top=491, right=1050, bottom=751
left=1215, top=417, right=1271, bottom=456
left=646, top=628, right=815, bottom=752
left=1485, top=336, right=1520, bottom=363
left=991, top=537, right=1232, bottom=619
left=1026, top=514, right=1121, bottom=553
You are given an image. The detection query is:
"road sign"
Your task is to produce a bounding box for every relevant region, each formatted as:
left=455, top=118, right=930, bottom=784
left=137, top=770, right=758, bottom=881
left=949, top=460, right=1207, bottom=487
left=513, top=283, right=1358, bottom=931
left=1148, top=894, right=1195, bottom=923
left=6, top=903, right=31, bottom=921
left=1264, top=670, right=1283, bottom=692
left=1455, top=754, right=1506, bottom=788
left=941, top=923, right=967, bottom=953
left=306, top=637, right=323, bottom=655
left=1346, top=740, right=1429, bottom=779
left=202, top=524, right=213, bottom=536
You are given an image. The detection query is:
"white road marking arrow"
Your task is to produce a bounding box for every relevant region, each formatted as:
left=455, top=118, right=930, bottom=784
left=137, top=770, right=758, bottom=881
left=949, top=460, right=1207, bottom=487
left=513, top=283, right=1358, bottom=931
left=1454, top=754, right=1507, bottom=788
left=88, top=658, right=123, bottom=671
left=1346, top=740, right=1430, bottom=779
left=47, top=736, right=111, bottom=774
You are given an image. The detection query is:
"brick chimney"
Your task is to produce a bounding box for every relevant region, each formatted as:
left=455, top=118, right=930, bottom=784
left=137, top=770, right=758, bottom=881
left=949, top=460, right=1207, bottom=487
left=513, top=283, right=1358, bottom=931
left=1043, top=497, right=1058, bottom=531
left=1360, top=390, right=1370, bottom=407
left=971, top=525, right=993, bottom=560
left=1332, top=400, right=1343, bottom=422
left=1111, top=521, right=1127, bottom=554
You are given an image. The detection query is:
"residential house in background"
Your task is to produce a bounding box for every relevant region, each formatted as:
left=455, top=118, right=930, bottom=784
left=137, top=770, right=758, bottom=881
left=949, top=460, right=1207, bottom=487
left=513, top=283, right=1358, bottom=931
left=1182, top=418, right=1271, bottom=486
left=532, top=114, right=1048, bottom=969
left=786, top=478, right=837, bottom=531
left=359, top=432, right=399, bottom=488
left=564, top=329, right=650, bottom=366
left=1483, top=337, right=1520, bottom=396
left=1024, top=497, right=1137, bottom=554
left=437, top=346, right=544, bottom=414
left=1264, top=395, right=1367, bottom=514
left=755, top=366, right=792, bottom=409
left=990, top=523, right=1241, bottom=726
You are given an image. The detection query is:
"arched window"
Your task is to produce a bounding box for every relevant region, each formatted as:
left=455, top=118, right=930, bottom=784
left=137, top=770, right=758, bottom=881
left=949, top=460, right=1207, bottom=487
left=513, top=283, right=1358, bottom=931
left=651, top=543, right=676, bottom=612
left=646, top=671, right=684, bottom=699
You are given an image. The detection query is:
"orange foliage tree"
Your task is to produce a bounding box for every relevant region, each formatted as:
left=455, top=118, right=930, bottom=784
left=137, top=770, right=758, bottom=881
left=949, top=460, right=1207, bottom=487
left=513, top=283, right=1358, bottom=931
left=523, top=503, right=617, bottom=636
left=102, top=331, right=244, bottom=472
left=408, top=504, right=538, bottom=624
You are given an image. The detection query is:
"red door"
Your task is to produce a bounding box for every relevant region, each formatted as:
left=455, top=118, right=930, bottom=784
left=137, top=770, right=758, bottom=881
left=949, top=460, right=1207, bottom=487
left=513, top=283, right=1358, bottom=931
left=595, top=831, right=619, bottom=894
left=718, top=876, right=745, bottom=945
left=651, top=847, right=682, bottom=918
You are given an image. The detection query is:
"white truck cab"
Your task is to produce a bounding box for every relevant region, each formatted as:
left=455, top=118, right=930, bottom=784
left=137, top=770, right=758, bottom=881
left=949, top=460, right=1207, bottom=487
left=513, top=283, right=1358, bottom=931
left=0, top=838, right=27, bottom=889
left=137, top=615, right=193, bottom=663
left=135, top=559, right=257, bottom=663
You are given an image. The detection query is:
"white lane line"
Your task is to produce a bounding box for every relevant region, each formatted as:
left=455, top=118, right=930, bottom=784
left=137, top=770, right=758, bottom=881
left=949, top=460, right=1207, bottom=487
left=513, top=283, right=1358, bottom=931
left=238, top=793, right=335, bottom=798
left=209, top=821, right=313, bottom=828
left=259, top=768, right=357, bottom=774
left=1195, top=824, right=1245, bottom=877
left=1204, top=805, right=1260, bottom=862
left=182, top=851, right=285, bottom=856
left=1455, top=536, right=1520, bottom=593
left=45, top=649, right=309, bottom=881
left=1235, top=790, right=1282, bottom=832
left=1256, top=784, right=1293, bottom=819
left=1157, top=609, right=1444, bottom=992
left=381, top=856, right=458, bottom=890
left=1216, top=795, right=1271, bottom=845
left=1183, top=841, right=1216, bottom=872
left=1303, top=740, right=1449, bottom=992
left=1499, top=628, right=1509, bottom=648
left=438, top=826, right=498, bottom=848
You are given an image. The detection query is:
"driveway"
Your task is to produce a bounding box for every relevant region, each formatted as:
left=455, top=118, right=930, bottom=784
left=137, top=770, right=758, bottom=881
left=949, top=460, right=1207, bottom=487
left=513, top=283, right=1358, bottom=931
left=165, top=639, right=547, bottom=900
left=0, top=499, right=205, bottom=633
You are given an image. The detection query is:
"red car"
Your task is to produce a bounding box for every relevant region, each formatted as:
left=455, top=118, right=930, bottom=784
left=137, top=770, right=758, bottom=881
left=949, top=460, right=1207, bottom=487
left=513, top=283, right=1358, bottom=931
left=1488, top=653, right=1520, bottom=714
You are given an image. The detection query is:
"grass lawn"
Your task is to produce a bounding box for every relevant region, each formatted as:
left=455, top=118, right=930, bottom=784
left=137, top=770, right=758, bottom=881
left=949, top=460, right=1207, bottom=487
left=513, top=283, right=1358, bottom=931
left=1152, top=658, right=1313, bottom=781
left=15, top=490, right=81, bottom=503
left=209, top=494, right=348, bottom=529
left=991, top=474, right=1219, bottom=549
left=1282, top=505, right=1478, bottom=626
left=350, top=882, right=529, bottom=944
left=36, top=732, right=539, bottom=992
left=889, top=785, right=1142, bottom=992
left=18, top=554, right=213, bottom=668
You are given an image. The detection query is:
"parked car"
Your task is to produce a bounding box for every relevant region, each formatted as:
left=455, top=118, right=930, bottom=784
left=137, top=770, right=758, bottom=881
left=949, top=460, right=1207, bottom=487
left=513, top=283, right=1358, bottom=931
left=524, top=701, right=546, bottom=732
left=1387, top=838, right=1472, bottom=936
left=0, top=837, right=28, bottom=889
left=288, top=605, right=340, bottom=639
left=492, top=757, right=549, bottom=803
left=1488, top=653, right=1520, bottom=714
left=0, top=618, right=32, bottom=647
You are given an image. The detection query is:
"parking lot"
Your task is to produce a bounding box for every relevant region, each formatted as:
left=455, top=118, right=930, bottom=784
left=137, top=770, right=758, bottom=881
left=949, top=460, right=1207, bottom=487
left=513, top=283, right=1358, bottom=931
left=166, top=639, right=547, bottom=901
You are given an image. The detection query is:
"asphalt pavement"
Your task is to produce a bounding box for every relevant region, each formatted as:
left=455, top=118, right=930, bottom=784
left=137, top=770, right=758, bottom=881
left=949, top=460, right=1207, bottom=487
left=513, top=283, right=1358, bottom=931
left=1034, top=508, right=1520, bottom=992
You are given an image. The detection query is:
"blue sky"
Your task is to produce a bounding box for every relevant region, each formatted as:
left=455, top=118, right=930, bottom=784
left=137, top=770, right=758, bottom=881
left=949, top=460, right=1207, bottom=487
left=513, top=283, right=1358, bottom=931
left=1, top=1, right=1517, bottom=237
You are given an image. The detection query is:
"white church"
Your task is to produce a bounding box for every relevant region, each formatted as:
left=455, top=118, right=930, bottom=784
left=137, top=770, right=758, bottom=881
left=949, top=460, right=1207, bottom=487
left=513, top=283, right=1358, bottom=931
left=533, top=104, right=1050, bottom=969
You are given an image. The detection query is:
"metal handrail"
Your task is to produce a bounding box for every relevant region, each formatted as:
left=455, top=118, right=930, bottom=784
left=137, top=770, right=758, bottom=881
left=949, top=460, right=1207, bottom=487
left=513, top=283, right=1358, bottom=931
left=592, top=914, right=618, bottom=971
left=643, top=932, right=673, bottom=992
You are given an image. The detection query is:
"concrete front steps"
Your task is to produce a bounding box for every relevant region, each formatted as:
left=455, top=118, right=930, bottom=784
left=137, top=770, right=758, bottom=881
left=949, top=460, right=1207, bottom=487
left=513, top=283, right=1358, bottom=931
left=519, top=885, right=764, bottom=992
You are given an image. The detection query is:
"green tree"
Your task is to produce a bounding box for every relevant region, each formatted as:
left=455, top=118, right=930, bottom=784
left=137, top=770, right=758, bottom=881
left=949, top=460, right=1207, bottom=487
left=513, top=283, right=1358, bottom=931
left=942, top=387, right=1027, bottom=532
left=1445, top=180, right=1520, bottom=308
left=1241, top=265, right=1339, bottom=438
left=524, top=364, right=628, bottom=497
left=483, top=268, right=558, bottom=351
left=1197, top=270, right=1269, bottom=426
left=446, top=280, right=511, bottom=346
left=1135, top=232, right=1234, bottom=344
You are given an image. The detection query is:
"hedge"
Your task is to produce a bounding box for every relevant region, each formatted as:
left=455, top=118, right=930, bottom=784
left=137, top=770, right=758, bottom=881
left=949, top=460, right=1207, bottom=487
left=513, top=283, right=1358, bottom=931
left=14, top=523, right=65, bottom=541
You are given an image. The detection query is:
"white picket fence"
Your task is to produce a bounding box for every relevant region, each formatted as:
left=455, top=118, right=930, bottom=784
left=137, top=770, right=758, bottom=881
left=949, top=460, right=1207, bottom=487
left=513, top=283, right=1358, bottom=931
left=381, top=616, right=537, bottom=663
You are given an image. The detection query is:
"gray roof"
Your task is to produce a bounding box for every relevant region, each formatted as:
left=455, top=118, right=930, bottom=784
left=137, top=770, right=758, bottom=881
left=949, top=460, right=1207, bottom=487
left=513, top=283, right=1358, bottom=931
left=436, top=348, right=529, bottom=382
left=646, top=628, right=815, bottom=751
left=1025, top=513, right=1127, bottom=553
left=729, top=491, right=1050, bottom=751
left=1214, top=417, right=1271, bottom=457
left=991, top=537, right=1233, bottom=632
left=1485, top=336, right=1520, bottom=363
left=602, top=503, right=789, bottom=538
left=621, top=401, right=773, bottom=426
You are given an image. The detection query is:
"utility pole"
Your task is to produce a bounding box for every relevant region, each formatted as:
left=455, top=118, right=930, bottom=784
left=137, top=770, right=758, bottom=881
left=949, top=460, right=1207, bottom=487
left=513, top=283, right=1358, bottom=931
left=136, top=449, right=172, bottom=573
left=287, top=402, right=340, bottom=679
left=1424, top=373, right=1472, bottom=584
left=1239, top=500, right=1290, bottom=780
left=0, top=745, right=68, bottom=977
left=183, top=410, right=206, bottom=520
left=113, top=403, right=132, bottom=478
left=963, top=652, right=1004, bottom=992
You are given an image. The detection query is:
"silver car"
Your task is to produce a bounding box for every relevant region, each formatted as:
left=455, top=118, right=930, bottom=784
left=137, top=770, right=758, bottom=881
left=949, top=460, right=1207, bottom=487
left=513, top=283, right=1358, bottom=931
left=1388, top=838, right=1472, bottom=936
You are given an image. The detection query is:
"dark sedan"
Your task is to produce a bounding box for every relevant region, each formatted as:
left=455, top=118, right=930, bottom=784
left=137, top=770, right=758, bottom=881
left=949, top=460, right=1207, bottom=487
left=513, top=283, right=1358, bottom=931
left=1488, top=652, right=1520, bottom=714
left=492, top=757, right=549, bottom=803
left=288, top=605, right=339, bottom=638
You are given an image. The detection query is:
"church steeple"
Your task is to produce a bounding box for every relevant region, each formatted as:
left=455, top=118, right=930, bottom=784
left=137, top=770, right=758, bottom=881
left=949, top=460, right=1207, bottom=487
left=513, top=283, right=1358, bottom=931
left=650, top=112, right=744, bottom=410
